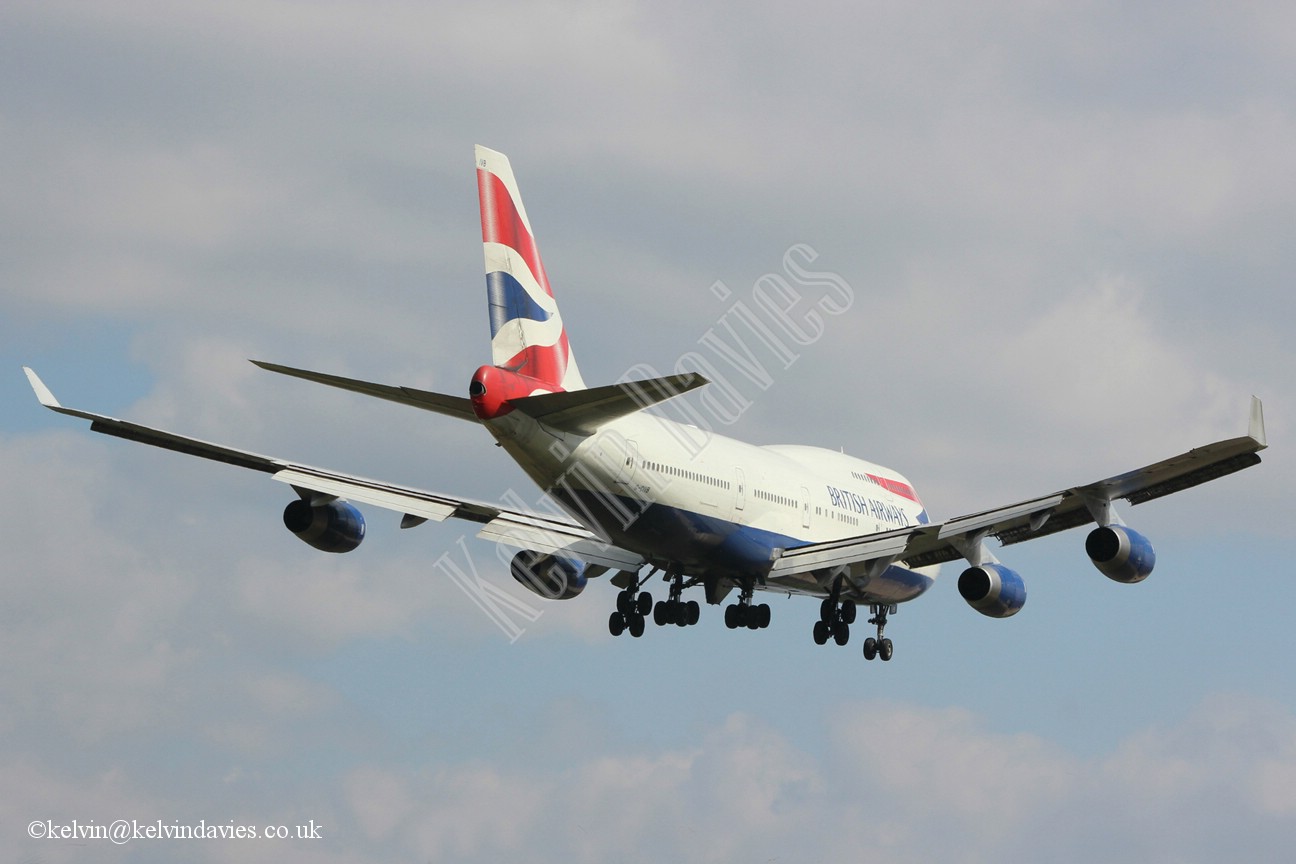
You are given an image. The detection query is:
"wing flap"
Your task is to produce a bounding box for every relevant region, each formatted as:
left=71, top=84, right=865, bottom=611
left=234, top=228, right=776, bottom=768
left=476, top=517, right=645, bottom=570
left=272, top=467, right=464, bottom=522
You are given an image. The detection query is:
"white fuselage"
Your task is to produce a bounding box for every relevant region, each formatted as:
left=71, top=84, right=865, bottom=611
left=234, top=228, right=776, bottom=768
left=482, top=406, right=939, bottom=604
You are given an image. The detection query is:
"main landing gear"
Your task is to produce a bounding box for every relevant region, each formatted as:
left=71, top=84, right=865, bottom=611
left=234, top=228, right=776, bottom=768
left=812, top=576, right=856, bottom=647
left=811, top=577, right=897, bottom=661
left=654, top=572, right=700, bottom=627
left=861, top=604, right=896, bottom=662
left=608, top=587, right=651, bottom=638
left=724, top=583, right=770, bottom=630
left=609, top=567, right=702, bottom=637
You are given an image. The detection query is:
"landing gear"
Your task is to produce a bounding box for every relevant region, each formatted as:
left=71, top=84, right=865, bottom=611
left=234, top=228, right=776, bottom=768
left=653, top=572, right=701, bottom=627
left=812, top=577, right=856, bottom=647
left=861, top=604, right=896, bottom=661
left=724, top=582, right=770, bottom=630
left=611, top=566, right=705, bottom=637
left=608, top=584, right=653, bottom=638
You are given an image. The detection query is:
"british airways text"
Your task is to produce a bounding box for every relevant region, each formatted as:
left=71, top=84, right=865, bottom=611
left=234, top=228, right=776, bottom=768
left=826, top=485, right=907, bottom=526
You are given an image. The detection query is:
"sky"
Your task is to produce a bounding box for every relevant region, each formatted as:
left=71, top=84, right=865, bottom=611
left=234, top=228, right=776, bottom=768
left=2, top=1, right=1294, bottom=861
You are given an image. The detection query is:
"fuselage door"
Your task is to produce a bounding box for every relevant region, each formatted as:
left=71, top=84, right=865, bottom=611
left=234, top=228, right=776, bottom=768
left=801, top=486, right=811, bottom=529
left=734, top=468, right=746, bottom=511
left=615, top=439, right=639, bottom=485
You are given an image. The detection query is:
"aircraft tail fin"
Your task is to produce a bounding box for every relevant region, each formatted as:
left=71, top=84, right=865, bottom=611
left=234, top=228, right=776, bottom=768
left=476, top=145, right=585, bottom=392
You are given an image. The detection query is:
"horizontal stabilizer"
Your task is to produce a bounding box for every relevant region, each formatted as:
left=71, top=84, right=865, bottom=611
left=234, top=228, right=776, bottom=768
left=252, top=361, right=478, bottom=422
left=508, top=373, right=707, bottom=434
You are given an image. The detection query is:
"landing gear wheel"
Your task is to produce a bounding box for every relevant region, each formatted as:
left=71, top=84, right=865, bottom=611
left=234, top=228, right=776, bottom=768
left=813, top=620, right=830, bottom=645
left=627, top=613, right=645, bottom=638
left=832, top=621, right=850, bottom=646
left=686, top=600, right=701, bottom=626
left=879, top=638, right=894, bottom=661
left=756, top=603, right=771, bottom=629
left=673, top=600, right=688, bottom=627
left=636, top=592, right=653, bottom=617
left=724, top=604, right=739, bottom=629
left=840, top=600, right=857, bottom=625
left=616, top=590, right=634, bottom=616
left=863, top=637, right=878, bottom=660
left=609, top=612, right=626, bottom=637
left=653, top=600, right=669, bottom=626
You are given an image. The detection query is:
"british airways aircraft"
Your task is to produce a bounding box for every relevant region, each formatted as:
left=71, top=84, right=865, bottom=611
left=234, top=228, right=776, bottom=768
left=25, top=146, right=1268, bottom=661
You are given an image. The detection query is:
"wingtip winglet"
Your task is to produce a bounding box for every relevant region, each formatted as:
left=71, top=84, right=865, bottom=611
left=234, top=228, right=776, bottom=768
left=1249, top=395, right=1267, bottom=449
left=23, top=366, right=61, bottom=409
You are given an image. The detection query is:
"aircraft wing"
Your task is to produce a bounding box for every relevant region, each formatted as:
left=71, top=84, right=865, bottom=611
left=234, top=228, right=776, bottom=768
left=768, top=397, right=1268, bottom=579
left=22, top=367, right=645, bottom=572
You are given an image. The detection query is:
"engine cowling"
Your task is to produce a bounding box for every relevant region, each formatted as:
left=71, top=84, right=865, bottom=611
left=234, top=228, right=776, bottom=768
left=1086, top=525, right=1155, bottom=583
left=958, top=563, right=1027, bottom=618
left=283, top=499, right=366, bottom=553
left=510, top=550, right=587, bottom=600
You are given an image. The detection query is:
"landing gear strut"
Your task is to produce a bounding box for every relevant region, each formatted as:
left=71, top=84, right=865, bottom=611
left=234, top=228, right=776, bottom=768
left=812, top=575, right=856, bottom=647
left=724, top=582, right=770, bottom=630
left=861, top=604, right=896, bottom=661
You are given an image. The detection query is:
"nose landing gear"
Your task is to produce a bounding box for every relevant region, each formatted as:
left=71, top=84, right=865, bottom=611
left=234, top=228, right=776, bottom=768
left=861, top=604, right=896, bottom=661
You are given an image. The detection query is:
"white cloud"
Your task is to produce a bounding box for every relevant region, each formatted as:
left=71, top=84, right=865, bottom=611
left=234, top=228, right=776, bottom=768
left=309, top=698, right=1296, bottom=864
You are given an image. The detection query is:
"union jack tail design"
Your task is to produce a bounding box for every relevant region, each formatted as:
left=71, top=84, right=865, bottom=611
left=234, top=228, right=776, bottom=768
left=475, top=145, right=585, bottom=392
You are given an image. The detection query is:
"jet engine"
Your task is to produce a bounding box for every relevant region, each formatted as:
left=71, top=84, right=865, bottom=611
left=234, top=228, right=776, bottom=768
left=1086, top=525, right=1155, bottom=584
left=282, top=499, right=366, bottom=553
left=510, top=550, right=587, bottom=600
left=958, top=563, right=1027, bottom=618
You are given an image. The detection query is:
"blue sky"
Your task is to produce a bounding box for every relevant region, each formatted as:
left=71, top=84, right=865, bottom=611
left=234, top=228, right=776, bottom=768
left=3, top=1, right=1294, bottom=861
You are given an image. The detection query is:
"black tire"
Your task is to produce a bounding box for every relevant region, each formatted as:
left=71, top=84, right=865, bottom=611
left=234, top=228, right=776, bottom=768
left=840, top=600, right=857, bottom=625
left=833, top=621, right=850, bottom=646
left=724, top=604, right=739, bottom=629
left=616, top=590, right=633, bottom=616
left=653, top=600, right=669, bottom=626
left=879, top=638, right=893, bottom=661
left=609, top=612, right=626, bottom=637
left=820, top=598, right=836, bottom=623
left=636, top=592, right=653, bottom=617
left=813, top=620, right=830, bottom=645
left=863, top=637, right=878, bottom=660
left=628, top=613, right=645, bottom=638
left=686, top=600, right=701, bottom=626
left=757, top=603, right=771, bottom=629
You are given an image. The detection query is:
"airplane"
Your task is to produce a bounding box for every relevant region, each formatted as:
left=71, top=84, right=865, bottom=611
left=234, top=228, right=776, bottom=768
left=24, top=145, right=1269, bottom=661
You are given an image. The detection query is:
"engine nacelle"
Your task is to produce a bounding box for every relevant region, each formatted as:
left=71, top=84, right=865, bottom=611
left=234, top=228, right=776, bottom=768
left=283, top=499, right=365, bottom=553
left=510, top=550, right=587, bottom=600
left=958, top=563, right=1027, bottom=618
left=1086, top=525, right=1155, bottom=584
